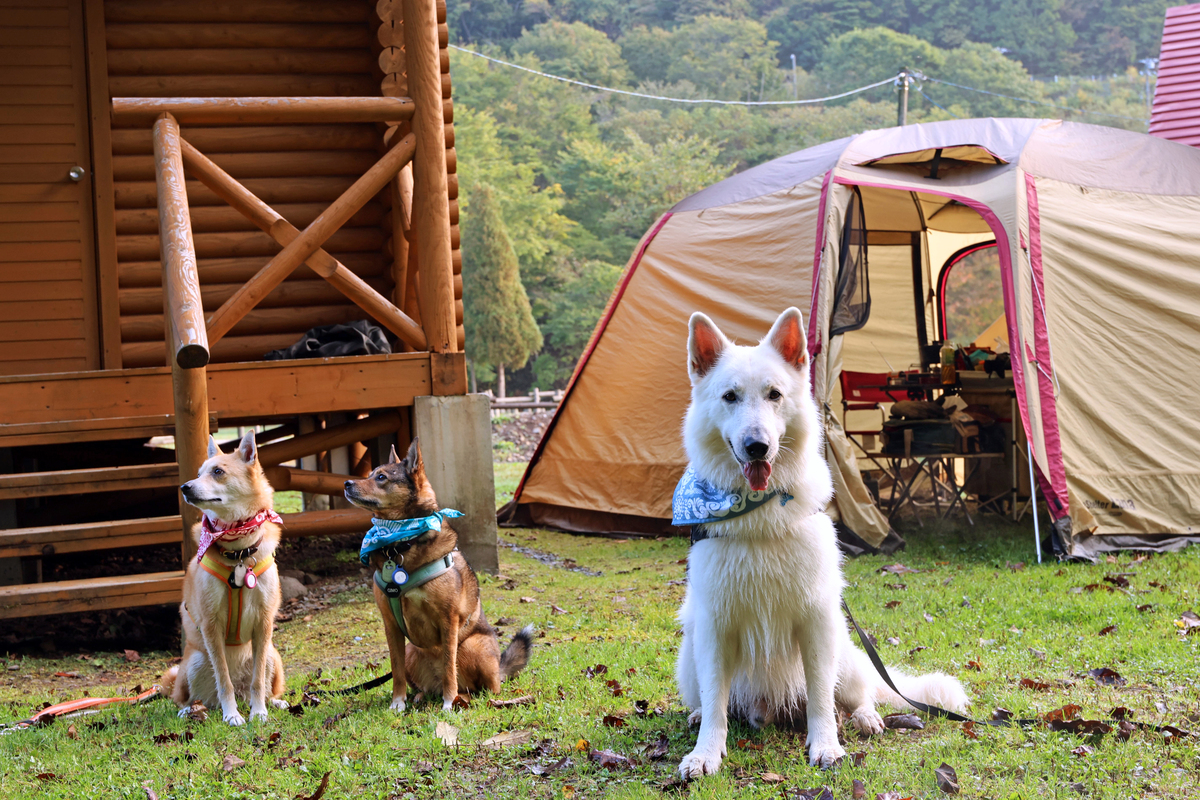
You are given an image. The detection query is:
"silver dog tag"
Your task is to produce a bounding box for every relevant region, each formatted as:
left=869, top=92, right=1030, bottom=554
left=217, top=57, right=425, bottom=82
left=232, top=564, right=247, bottom=588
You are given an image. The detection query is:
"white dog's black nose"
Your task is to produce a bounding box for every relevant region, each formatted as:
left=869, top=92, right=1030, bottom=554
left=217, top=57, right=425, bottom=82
left=744, top=439, right=769, bottom=460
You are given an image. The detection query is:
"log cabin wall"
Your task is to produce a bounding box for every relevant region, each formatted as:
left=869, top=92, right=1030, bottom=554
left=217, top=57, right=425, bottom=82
left=0, top=0, right=101, bottom=377
left=103, top=0, right=400, bottom=369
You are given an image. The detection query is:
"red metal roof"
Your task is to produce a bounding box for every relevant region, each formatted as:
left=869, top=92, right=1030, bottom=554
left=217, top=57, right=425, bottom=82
left=1151, top=3, right=1200, bottom=146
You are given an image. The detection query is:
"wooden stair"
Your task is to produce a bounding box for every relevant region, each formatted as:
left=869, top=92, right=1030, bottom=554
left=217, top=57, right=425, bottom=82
left=0, top=414, right=218, bottom=449
left=0, top=507, right=373, bottom=619
left=0, top=464, right=182, bottom=501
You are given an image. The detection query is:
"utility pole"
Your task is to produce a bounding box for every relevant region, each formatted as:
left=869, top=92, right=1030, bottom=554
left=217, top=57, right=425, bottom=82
left=791, top=53, right=798, bottom=100
left=896, top=67, right=911, bottom=126
left=1138, top=57, right=1159, bottom=118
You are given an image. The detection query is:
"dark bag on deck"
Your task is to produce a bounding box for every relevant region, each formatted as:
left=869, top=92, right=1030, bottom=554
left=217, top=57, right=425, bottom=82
left=263, top=320, right=392, bottom=361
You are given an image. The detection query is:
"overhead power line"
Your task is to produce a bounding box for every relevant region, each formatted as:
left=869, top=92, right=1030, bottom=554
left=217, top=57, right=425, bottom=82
left=920, top=75, right=1149, bottom=123
left=448, top=44, right=894, bottom=106
left=449, top=44, right=1151, bottom=123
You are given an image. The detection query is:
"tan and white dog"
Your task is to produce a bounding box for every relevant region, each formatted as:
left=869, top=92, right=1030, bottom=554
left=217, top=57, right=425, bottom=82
left=675, top=308, right=968, bottom=778
left=161, top=431, right=288, bottom=725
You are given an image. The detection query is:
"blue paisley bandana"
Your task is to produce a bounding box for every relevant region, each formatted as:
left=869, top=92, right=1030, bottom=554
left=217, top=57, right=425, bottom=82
left=359, top=509, right=464, bottom=564
left=672, top=465, right=792, bottom=527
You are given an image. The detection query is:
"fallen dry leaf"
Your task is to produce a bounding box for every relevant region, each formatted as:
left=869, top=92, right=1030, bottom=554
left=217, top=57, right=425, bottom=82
left=574, top=739, right=589, bottom=751
left=582, top=663, right=608, bottom=679
left=1136, top=604, right=1154, bottom=613
left=295, top=771, right=331, bottom=800
left=965, top=660, right=982, bottom=671
left=451, top=694, right=470, bottom=710
left=1020, top=677, right=1052, bottom=691
left=123, top=649, right=140, bottom=663
left=1042, top=704, right=1082, bottom=723
left=435, top=720, right=459, bottom=747
left=1103, top=574, right=1131, bottom=588
left=590, top=748, right=630, bottom=770
left=221, top=755, right=245, bottom=772
left=934, top=763, right=959, bottom=794
left=549, top=604, right=568, bottom=615
left=1175, top=610, right=1200, bottom=633
left=1098, top=625, right=1117, bottom=636
left=879, top=563, right=919, bottom=575
left=885, top=601, right=902, bottom=609
left=1115, top=719, right=1137, bottom=741
left=143, top=782, right=159, bottom=800
left=488, top=695, right=535, bottom=708
left=67, top=723, right=77, bottom=740
left=853, top=779, right=867, bottom=799
left=1110, top=706, right=1133, bottom=720
left=761, top=772, right=786, bottom=784
left=186, top=702, right=208, bottom=722
left=634, top=699, right=650, bottom=715
left=1007, top=561, right=1025, bottom=571
left=519, top=596, right=536, bottom=603
left=643, top=733, right=669, bottom=760
left=1087, top=667, right=1126, bottom=686
left=482, top=729, right=534, bottom=749
left=736, top=738, right=764, bottom=750
left=605, top=679, right=624, bottom=697
left=886, top=583, right=907, bottom=590
left=884, top=713, right=924, bottom=730
left=962, top=721, right=979, bottom=740
left=924, top=612, right=935, bottom=623
left=992, top=708, right=1013, bottom=722
left=36, top=773, right=58, bottom=782
left=1071, top=744, right=1094, bottom=757
left=602, top=715, right=625, bottom=728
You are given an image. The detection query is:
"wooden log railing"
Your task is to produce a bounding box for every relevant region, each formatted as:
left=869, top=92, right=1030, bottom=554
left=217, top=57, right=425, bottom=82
left=131, top=87, right=461, bottom=566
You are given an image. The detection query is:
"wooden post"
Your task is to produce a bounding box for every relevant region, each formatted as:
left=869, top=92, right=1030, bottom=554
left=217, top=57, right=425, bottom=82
left=391, top=165, right=414, bottom=315
left=172, top=355, right=209, bottom=567
left=153, top=113, right=208, bottom=369
left=403, top=0, right=456, bottom=354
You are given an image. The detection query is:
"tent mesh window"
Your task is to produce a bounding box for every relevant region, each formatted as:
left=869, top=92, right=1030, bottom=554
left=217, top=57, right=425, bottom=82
left=830, top=187, right=870, bottom=335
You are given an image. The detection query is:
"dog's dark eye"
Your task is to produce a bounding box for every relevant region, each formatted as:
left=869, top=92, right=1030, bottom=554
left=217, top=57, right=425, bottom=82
left=722, top=391, right=737, bottom=403
left=767, top=388, right=782, bottom=401
left=375, top=472, right=387, bottom=483
left=212, top=467, right=224, bottom=477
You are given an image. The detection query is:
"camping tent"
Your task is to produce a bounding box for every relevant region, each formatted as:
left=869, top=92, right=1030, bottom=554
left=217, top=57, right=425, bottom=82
left=503, top=118, right=1200, bottom=558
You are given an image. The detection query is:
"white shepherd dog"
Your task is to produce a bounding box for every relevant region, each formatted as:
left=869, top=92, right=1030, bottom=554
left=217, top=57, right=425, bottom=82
left=675, top=307, right=968, bottom=778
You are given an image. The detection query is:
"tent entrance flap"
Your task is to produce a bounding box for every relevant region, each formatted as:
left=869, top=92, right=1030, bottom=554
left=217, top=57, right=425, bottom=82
left=830, top=187, right=870, bottom=336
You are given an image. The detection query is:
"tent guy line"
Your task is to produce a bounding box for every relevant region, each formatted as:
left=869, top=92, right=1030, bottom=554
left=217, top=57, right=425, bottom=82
left=451, top=44, right=1151, bottom=124
left=448, top=44, right=896, bottom=106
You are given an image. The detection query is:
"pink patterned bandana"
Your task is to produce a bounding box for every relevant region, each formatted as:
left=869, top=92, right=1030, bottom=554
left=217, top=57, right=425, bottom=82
left=196, top=509, right=283, bottom=561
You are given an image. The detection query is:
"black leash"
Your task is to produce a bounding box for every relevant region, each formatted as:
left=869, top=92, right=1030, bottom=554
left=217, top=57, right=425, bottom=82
left=308, top=672, right=394, bottom=697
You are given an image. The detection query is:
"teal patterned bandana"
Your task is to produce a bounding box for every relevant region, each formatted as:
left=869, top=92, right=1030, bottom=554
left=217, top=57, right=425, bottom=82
left=359, top=509, right=464, bottom=565
left=672, top=465, right=792, bottom=527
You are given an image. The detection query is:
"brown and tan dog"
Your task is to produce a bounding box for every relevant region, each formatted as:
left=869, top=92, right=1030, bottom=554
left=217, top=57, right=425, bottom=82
left=344, top=438, right=532, bottom=712
left=160, top=431, right=288, bottom=724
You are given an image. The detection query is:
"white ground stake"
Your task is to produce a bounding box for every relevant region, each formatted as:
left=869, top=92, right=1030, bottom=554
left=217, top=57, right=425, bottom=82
left=1028, top=451, right=1042, bottom=564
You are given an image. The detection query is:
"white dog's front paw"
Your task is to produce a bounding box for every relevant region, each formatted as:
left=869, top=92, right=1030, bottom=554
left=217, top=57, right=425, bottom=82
left=249, top=706, right=268, bottom=723
left=176, top=706, right=192, bottom=719
left=686, top=708, right=702, bottom=727
left=441, top=697, right=455, bottom=712
left=679, top=747, right=723, bottom=779
left=390, top=697, right=407, bottom=713
left=850, top=706, right=884, bottom=735
left=807, top=738, right=846, bottom=769
left=271, top=698, right=289, bottom=710
left=223, top=710, right=246, bottom=726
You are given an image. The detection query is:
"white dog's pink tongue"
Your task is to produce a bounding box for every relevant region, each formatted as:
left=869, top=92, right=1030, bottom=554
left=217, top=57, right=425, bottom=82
left=743, top=460, right=771, bottom=491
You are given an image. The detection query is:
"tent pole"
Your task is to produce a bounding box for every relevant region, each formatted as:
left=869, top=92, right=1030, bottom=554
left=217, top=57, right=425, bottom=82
left=1027, top=448, right=1042, bottom=564
left=897, top=68, right=910, bottom=126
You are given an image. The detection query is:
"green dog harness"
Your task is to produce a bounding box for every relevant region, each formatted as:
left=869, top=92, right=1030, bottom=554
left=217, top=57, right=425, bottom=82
left=372, top=552, right=455, bottom=639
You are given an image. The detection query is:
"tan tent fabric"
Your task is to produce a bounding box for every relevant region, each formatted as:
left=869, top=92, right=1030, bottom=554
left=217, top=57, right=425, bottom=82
left=1034, top=177, right=1200, bottom=537
left=511, top=118, right=1200, bottom=557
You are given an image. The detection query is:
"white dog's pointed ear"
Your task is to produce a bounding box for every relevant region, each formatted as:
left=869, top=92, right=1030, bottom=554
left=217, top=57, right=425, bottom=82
left=207, top=435, right=220, bottom=459
left=688, top=312, right=729, bottom=381
left=764, top=307, right=808, bottom=370
left=237, top=430, right=257, bottom=463
left=389, top=444, right=400, bottom=464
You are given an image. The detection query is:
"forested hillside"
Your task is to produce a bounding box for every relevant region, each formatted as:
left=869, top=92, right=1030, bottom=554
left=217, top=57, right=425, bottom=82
left=449, top=0, right=1169, bottom=392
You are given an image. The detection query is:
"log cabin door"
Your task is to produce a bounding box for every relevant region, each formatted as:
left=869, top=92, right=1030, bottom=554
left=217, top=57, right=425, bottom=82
left=0, top=0, right=102, bottom=376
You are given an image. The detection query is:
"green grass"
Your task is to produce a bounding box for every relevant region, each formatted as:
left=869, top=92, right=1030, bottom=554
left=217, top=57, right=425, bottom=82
left=2, top=474, right=1199, bottom=798
left=493, top=462, right=528, bottom=509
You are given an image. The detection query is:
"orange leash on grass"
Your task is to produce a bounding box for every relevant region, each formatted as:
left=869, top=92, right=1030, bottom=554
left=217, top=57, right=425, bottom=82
left=1, top=685, right=162, bottom=733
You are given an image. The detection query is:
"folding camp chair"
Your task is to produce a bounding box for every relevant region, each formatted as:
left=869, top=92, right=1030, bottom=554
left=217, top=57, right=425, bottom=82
left=839, top=370, right=901, bottom=466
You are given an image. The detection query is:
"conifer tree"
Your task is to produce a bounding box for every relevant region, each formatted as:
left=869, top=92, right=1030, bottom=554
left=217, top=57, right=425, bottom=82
left=462, top=183, right=543, bottom=397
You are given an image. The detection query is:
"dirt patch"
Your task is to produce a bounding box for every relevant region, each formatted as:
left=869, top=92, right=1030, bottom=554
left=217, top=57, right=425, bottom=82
left=491, top=408, right=555, bottom=462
